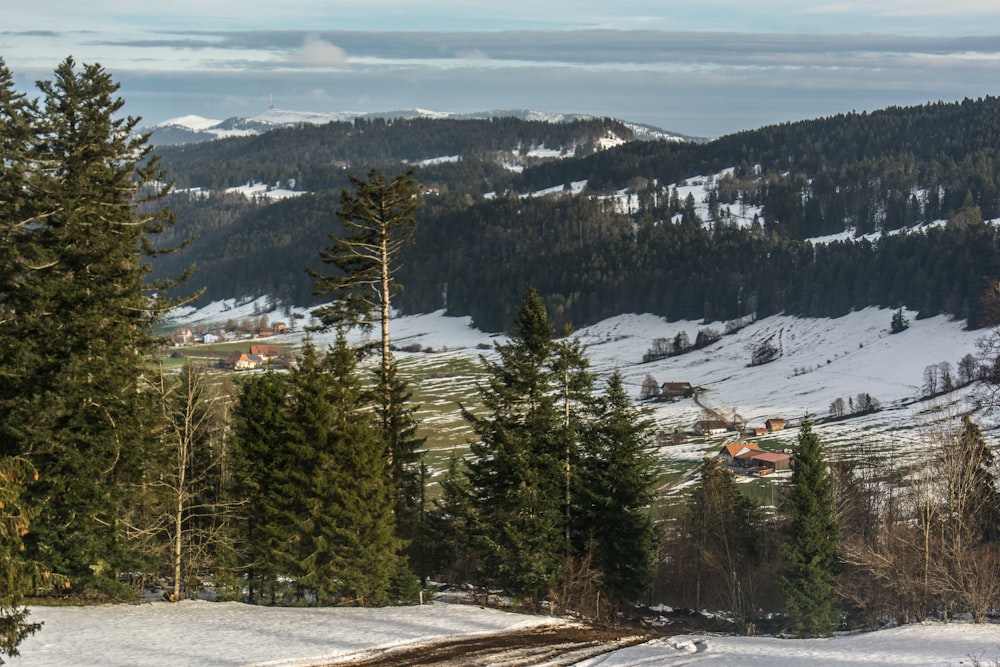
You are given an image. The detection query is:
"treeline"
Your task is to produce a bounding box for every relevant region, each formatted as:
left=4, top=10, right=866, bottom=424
left=152, top=97, right=1000, bottom=333
left=155, top=115, right=634, bottom=192
left=402, top=199, right=1000, bottom=332
left=156, top=186, right=1000, bottom=333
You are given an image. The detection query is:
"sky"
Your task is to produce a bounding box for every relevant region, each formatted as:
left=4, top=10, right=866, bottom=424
left=3, top=2, right=1000, bottom=138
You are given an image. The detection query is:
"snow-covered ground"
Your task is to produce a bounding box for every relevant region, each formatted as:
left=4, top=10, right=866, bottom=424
left=12, top=600, right=1000, bottom=666
left=171, top=297, right=988, bottom=445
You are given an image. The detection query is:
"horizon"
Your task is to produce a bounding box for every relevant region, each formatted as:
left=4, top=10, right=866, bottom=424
left=4, top=2, right=1000, bottom=138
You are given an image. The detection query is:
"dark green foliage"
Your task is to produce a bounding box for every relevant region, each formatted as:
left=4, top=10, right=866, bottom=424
left=424, top=454, right=477, bottom=585
left=231, top=369, right=291, bottom=603
left=382, top=362, right=427, bottom=567
left=782, top=420, right=842, bottom=637
left=575, top=371, right=658, bottom=606
left=311, top=169, right=419, bottom=335
left=151, top=96, right=1000, bottom=332
left=0, top=457, right=50, bottom=664
left=464, top=289, right=566, bottom=601
left=0, top=57, right=185, bottom=591
left=457, top=290, right=659, bottom=611
left=234, top=335, right=405, bottom=605
left=890, top=308, right=910, bottom=334
left=154, top=116, right=635, bottom=191
left=953, top=415, right=1000, bottom=544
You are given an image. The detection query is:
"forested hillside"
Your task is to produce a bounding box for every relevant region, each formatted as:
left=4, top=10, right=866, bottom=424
left=152, top=97, right=1000, bottom=332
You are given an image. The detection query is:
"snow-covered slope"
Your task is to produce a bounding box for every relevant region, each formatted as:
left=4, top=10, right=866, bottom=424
left=145, top=107, right=692, bottom=145
left=167, top=299, right=990, bottom=472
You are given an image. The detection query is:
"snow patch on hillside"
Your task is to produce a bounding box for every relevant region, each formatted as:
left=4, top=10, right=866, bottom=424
left=159, top=114, right=223, bottom=131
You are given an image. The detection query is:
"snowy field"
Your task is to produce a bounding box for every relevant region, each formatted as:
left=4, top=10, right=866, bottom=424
left=11, top=600, right=1000, bottom=666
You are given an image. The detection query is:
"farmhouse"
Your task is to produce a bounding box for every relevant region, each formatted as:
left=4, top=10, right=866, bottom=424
left=717, top=441, right=760, bottom=465
left=766, top=418, right=787, bottom=432
left=250, top=344, right=280, bottom=360
left=661, top=381, right=694, bottom=399
left=737, top=449, right=792, bottom=474
left=172, top=327, right=195, bottom=346
left=223, top=352, right=266, bottom=371
left=695, top=420, right=733, bottom=436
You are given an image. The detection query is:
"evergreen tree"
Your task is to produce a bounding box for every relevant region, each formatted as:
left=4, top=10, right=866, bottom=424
left=267, top=337, right=347, bottom=603
left=576, top=371, right=658, bottom=607
left=0, top=57, right=183, bottom=590
left=551, top=332, right=593, bottom=550
left=381, top=362, right=427, bottom=568
left=782, top=419, right=842, bottom=637
left=890, top=308, right=910, bottom=334
left=0, top=457, right=68, bottom=663
left=424, top=453, right=477, bottom=585
left=311, top=169, right=421, bottom=464
left=231, top=369, right=291, bottom=603
left=321, top=331, right=406, bottom=604
left=950, top=414, right=1000, bottom=544
left=464, top=288, right=566, bottom=603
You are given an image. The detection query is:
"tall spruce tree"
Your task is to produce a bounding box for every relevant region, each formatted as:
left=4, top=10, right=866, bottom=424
left=952, top=414, right=1000, bottom=544
left=234, top=335, right=405, bottom=605
left=782, top=419, right=842, bottom=637
left=231, top=368, right=291, bottom=603
left=576, top=371, right=658, bottom=607
left=464, top=288, right=566, bottom=603
left=0, top=57, right=182, bottom=590
left=0, top=457, right=69, bottom=663
left=382, top=361, right=427, bottom=565
left=322, top=331, right=406, bottom=604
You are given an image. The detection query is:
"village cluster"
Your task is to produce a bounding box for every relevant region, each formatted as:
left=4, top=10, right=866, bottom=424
left=696, top=417, right=791, bottom=476
left=171, top=323, right=289, bottom=371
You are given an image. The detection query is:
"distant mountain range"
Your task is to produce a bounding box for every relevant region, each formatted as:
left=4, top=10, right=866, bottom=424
left=143, top=107, right=698, bottom=146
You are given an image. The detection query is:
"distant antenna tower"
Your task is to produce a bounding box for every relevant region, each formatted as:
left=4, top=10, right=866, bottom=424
left=268, top=93, right=275, bottom=110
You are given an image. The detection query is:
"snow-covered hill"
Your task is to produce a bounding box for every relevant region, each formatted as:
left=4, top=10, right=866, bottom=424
left=167, top=300, right=991, bottom=478
left=145, top=107, right=693, bottom=145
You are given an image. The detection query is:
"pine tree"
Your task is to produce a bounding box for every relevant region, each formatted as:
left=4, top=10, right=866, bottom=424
left=231, top=368, right=291, bottom=603
left=310, top=169, right=420, bottom=463
left=576, top=371, right=658, bottom=607
left=782, top=419, right=842, bottom=637
left=953, top=414, right=1000, bottom=544
left=424, top=453, right=477, bottom=585
left=551, top=332, right=593, bottom=551
left=464, top=288, right=566, bottom=603
left=0, top=457, right=68, bottom=663
left=0, top=57, right=184, bottom=590
left=382, top=362, right=427, bottom=567
left=321, top=331, right=405, bottom=604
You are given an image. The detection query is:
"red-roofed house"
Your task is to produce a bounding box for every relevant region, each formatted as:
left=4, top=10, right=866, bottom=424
left=718, top=442, right=760, bottom=465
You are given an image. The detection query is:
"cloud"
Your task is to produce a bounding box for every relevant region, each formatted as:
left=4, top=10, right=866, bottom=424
left=286, top=34, right=349, bottom=67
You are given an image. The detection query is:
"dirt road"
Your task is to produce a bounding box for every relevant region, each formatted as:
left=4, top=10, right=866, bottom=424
left=317, top=624, right=658, bottom=666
